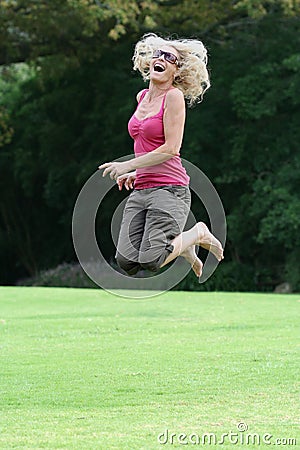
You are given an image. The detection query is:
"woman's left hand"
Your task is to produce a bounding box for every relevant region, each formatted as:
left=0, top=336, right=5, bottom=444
left=98, top=161, right=133, bottom=180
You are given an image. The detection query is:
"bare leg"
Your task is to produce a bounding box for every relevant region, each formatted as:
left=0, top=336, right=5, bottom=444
left=160, top=222, right=224, bottom=271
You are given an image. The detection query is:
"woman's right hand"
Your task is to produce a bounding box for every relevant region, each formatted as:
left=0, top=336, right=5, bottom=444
left=116, top=171, right=136, bottom=191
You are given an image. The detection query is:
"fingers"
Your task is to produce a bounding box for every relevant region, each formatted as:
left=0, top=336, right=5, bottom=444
left=117, top=178, right=124, bottom=191
left=100, top=164, right=111, bottom=177
left=103, top=166, right=116, bottom=178
left=98, top=162, right=114, bottom=178
left=98, top=162, right=110, bottom=169
left=129, top=176, right=135, bottom=189
left=100, top=163, right=134, bottom=188
left=124, top=178, right=134, bottom=190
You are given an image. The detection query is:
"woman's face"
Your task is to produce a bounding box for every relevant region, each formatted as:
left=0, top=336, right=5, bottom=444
left=149, top=45, right=180, bottom=84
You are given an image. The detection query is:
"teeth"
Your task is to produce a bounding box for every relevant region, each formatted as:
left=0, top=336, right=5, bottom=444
left=154, top=63, right=165, bottom=72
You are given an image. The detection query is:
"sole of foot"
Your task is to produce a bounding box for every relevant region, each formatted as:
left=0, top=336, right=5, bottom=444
left=181, top=245, right=203, bottom=277
left=197, top=222, right=224, bottom=261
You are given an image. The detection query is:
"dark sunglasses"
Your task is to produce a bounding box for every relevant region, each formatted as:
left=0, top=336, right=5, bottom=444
left=152, top=49, right=178, bottom=65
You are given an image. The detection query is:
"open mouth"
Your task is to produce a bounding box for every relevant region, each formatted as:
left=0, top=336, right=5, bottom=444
left=153, top=62, right=166, bottom=72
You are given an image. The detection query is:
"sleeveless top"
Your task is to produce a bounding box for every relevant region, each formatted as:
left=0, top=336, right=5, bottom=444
left=127, top=88, right=190, bottom=190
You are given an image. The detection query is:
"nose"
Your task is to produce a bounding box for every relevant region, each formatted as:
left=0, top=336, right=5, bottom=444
left=156, top=53, right=165, bottom=62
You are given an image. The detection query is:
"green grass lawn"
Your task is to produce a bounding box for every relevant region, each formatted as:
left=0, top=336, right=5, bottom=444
left=0, top=287, right=299, bottom=449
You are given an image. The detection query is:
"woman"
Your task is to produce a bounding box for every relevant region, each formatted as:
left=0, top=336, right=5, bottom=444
left=99, top=33, right=224, bottom=278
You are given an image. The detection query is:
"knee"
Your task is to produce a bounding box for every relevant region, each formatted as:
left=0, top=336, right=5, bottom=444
left=140, top=258, right=161, bottom=273
left=139, top=246, right=173, bottom=273
left=115, top=252, right=140, bottom=276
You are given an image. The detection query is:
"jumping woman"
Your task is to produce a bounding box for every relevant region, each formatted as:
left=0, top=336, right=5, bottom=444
left=99, top=33, right=224, bottom=277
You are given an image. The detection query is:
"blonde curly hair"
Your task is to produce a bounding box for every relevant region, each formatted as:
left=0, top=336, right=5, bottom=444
left=132, top=33, right=210, bottom=106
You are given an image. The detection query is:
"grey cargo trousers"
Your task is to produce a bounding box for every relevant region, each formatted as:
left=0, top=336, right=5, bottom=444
left=115, top=185, right=191, bottom=275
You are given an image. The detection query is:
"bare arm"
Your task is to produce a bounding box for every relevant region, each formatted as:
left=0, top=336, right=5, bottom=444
left=99, top=89, right=186, bottom=178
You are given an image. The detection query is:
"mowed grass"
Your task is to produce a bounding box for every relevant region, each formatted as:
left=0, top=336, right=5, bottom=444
left=0, top=287, right=299, bottom=450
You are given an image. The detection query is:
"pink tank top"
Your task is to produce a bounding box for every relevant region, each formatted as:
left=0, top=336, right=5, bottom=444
left=128, top=89, right=190, bottom=189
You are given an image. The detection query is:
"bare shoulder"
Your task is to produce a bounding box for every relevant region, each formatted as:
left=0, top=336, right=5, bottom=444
left=136, top=89, right=146, bottom=102
left=165, top=88, right=185, bottom=108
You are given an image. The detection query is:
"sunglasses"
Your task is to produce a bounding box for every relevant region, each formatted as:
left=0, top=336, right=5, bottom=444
left=152, top=49, right=179, bottom=65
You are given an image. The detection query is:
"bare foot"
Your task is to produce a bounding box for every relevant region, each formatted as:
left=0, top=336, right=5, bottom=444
left=196, top=222, right=224, bottom=261
left=181, top=245, right=203, bottom=277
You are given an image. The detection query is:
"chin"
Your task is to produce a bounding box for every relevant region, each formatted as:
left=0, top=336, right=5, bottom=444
left=150, top=73, right=169, bottom=83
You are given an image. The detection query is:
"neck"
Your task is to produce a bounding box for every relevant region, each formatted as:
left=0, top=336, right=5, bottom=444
left=148, top=80, right=173, bottom=100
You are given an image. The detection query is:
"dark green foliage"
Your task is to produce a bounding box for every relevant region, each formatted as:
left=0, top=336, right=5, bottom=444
left=16, top=262, right=98, bottom=288
left=0, top=11, right=300, bottom=291
left=0, top=37, right=142, bottom=282
left=216, top=15, right=300, bottom=290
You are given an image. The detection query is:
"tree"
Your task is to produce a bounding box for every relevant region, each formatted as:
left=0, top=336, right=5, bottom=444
left=1, top=1, right=300, bottom=289
left=212, top=14, right=300, bottom=290
left=0, top=0, right=157, bottom=65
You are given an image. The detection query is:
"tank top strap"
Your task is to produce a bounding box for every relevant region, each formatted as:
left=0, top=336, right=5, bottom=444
left=137, top=89, right=148, bottom=105
left=160, top=88, right=173, bottom=114
left=161, top=92, right=167, bottom=110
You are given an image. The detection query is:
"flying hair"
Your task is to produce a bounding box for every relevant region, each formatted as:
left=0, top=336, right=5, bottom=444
left=132, top=33, right=211, bottom=106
